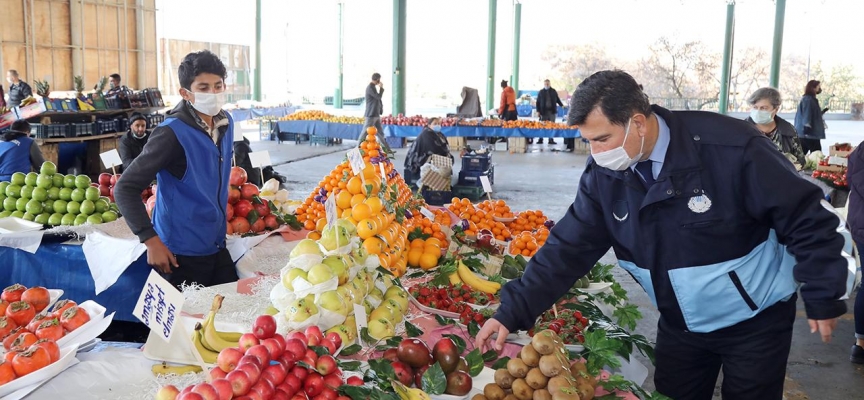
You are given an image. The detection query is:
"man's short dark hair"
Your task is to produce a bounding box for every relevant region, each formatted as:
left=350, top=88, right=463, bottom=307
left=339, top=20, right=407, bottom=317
left=371, top=73, right=381, bottom=81
left=567, top=70, right=652, bottom=127
left=10, top=120, right=30, bottom=133
left=7, top=70, right=18, bottom=77
left=109, top=73, right=121, bottom=81
left=178, top=50, right=227, bottom=90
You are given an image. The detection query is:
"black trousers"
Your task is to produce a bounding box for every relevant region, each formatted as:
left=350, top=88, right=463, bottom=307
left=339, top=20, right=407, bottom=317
left=163, top=247, right=238, bottom=289
left=654, top=296, right=796, bottom=400
left=800, top=138, right=822, bottom=154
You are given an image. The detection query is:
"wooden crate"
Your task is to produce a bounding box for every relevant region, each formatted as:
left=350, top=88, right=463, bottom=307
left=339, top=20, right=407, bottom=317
left=447, top=137, right=466, bottom=151
left=508, top=137, right=527, bottom=153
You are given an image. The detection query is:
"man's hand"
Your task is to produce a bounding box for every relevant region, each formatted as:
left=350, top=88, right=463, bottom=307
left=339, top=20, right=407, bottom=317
left=475, top=318, right=510, bottom=352
left=144, top=236, right=178, bottom=274
left=808, top=318, right=838, bottom=343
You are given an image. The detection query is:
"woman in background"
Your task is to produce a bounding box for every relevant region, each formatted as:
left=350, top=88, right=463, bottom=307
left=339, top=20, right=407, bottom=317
left=744, top=87, right=805, bottom=169
left=794, top=80, right=828, bottom=154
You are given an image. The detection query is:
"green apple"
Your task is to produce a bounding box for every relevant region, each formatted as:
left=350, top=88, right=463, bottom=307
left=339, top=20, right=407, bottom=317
left=0, top=194, right=5, bottom=207
left=60, top=213, right=75, bottom=225
left=10, top=211, right=25, bottom=219
left=5, top=184, right=21, bottom=198
left=0, top=211, right=10, bottom=218
left=62, top=175, right=76, bottom=189
left=351, top=276, right=368, bottom=298
left=21, top=212, right=35, bottom=221
left=381, top=298, right=405, bottom=321
left=336, top=284, right=357, bottom=306
left=369, top=304, right=398, bottom=323
left=15, top=197, right=28, bottom=212
left=31, top=187, right=48, bottom=202
left=289, top=239, right=323, bottom=258
left=74, top=175, right=91, bottom=190
left=25, top=199, right=43, bottom=215
left=95, top=199, right=109, bottom=213
left=384, top=287, right=409, bottom=312
left=363, top=299, right=374, bottom=316
left=357, top=269, right=375, bottom=293
left=351, top=246, right=369, bottom=265
left=66, top=200, right=81, bottom=215
left=53, top=199, right=68, bottom=214
left=316, top=290, right=349, bottom=317
left=70, top=188, right=85, bottom=203
left=319, top=225, right=351, bottom=251
left=281, top=268, right=308, bottom=291
left=86, top=214, right=102, bottom=224
left=36, top=174, right=53, bottom=189
left=47, top=187, right=60, bottom=200
left=84, top=187, right=100, bottom=202
left=43, top=200, right=55, bottom=214
left=52, top=174, right=64, bottom=188
left=19, top=186, right=33, bottom=199
left=34, top=213, right=50, bottom=225
left=367, top=287, right=384, bottom=304
left=9, top=172, right=25, bottom=186
left=73, top=215, right=87, bottom=225
left=24, top=172, right=38, bottom=187
left=58, top=188, right=72, bottom=201
left=306, top=263, right=335, bottom=285
left=335, top=218, right=357, bottom=235
left=79, top=200, right=95, bottom=216
left=48, top=213, right=63, bottom=226
left=101, top=210, right=118, bottom=222
left=40, top=161, right=57, bottom=175
left=3, top=197, right=17, bottom=212
left=0, top=182, right=8, bottom=196
left=366, top=318, right=395, bottom=340
left=325, top=325, right=354, bottom=346
left=284, top=295, right=318, bottom=323
left=322, top=256, right=350, bottom=285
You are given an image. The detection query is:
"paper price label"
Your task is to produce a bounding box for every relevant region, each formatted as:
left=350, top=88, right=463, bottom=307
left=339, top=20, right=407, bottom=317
left=419, top=207, right=435, bottom=219
left=479, top=176, right=493, bottom=193
left=133, top=270, right=185, bottom=343
left=347, top=148, right=365, bottom=175
left=379, top=162, right=387, bottom=180
left=353, top=303, right=369, bottom=340
left=249, top=151, right=272, bottom=168
left=325, top=194, right=337, bottom=228
left=99, top=149, right=122, bottom=169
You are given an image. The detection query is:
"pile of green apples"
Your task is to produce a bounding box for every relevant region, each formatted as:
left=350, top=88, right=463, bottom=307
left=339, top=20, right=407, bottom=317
left=0, top=161, right=120, bottom=226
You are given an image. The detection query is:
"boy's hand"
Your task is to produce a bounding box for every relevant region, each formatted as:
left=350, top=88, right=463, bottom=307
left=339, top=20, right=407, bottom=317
left=144, top=236, right=178, bottom=274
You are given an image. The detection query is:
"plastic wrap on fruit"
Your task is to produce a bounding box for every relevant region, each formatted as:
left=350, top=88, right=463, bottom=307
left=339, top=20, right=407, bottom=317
left=270, top=282, right=296, bottom=312
left=261, top=178, right=281, bottom=194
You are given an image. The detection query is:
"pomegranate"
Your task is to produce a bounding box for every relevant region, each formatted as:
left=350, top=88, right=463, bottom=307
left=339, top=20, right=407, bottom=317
left=250, top=218, right=266, bottom=233
left=228, top=187, right=241, bottom=204
left=240, top=184, right=260, bottom=201
left=230, top=217, right=251, bottom=234
left=226, top=203, right=235, bottom=220
left=264, top=215, right=279, bottom=230
left=253, top=199, right=271, bottom=217
left=230, top=166, right=248, bottom=186
left=234, top=200, right=254, bottom=218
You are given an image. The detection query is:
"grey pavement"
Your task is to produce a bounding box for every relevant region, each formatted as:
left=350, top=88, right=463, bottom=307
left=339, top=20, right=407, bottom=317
left=241, top=121, right=864, bottom=399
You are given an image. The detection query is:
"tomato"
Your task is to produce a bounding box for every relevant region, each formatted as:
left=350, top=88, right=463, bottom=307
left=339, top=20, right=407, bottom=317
left=21, top=287, right=50, bottom=313
left=0, top=316, right=17, bottom=339
left=1, top=285, right=26, bottom=303
left=0, top=361, right=15, bottom=385
left=35, top=320, right=64, bottom=341
left=11, top=346, right=51, bottom=377
left=32, top=339, right=60, bottom=363
left=2, top=327, right=23, bottom=350
left=60, top=306, right=90, bottom=332
left=26, top=313, right=52, bottom=333
left=6, top=302, right=35, bottom=327
left=49, top=300, right=76, bottom=319
left=0, top=299, right=8, bottom=316
left=10, top=332, right=37, bottom=352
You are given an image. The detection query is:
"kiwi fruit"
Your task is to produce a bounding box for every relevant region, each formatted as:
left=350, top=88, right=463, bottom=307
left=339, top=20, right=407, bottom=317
left=574, top=372, right=597, bottom=389
left=547, top=375, right=576, bottom=394
left=569, top=362, right=587, bottom=375
left=531, top=331, right=557, bottom=355
left=507, top=358, right=530, bottom=378
left=504, top=395, right=520, bottom=400
left=485, top=383, right=507, bottom=400
left=550, top=388, right=581, bottom=400
left=539, top=354, right=567, bottom=377
left=575, top=383, right=595, bottom=400
left=511, top=378, right=535, bottom=400
left=533, top=389, right=553, bottom=400
left=495, top=368, right=516, bottom=389
left=525, top=368, right=549, bottom=390
left=521, top=344, right=541, bottom=367
left=473, top=395, right=490, bottom=400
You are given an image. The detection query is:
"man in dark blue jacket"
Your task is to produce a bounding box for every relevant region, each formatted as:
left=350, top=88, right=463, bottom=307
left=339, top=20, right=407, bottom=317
left=476, top=70, right=850, bottom=400
left=114, top=50, right=237, bottom=289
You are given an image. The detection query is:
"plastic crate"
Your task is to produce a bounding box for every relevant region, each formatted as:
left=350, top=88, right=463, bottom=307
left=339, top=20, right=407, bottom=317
left=70, top=123, right=94, bottom=137
left=60, top=99, right=79, bottom=112
left=385, top=136, right=406, bottom=149
left=457, top=166, right=494, bottom=187
left=421, top=188, right=452, bottom=206
left=39, top=124, right=70, bottom=138
left=310, top=135, right=329, bottom=146
left=461, top=153, right=492, bottom=172
left=94, top=120, right=118, bottom=134
left=146, top=113, right=165, bottom=127
left=452, top=185, right=486, bottom=200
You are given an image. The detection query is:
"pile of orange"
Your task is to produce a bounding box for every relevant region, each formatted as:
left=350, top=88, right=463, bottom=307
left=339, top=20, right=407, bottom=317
left=281, top=110, right=333, bottom=121
left=507, top=209, right=549, bottom=235
left=509, top=227, right=550, bottom=257
left=447, top=198, right=512, bottom=241
left=432, top=209, right=452, bottom=227
left=476, top=199, right=515, bottom=219
left=403, top=215, right=448, bottom=245
left=406, top=237, right=445, bottom=270
left=500, top=120, right=578, bottom=130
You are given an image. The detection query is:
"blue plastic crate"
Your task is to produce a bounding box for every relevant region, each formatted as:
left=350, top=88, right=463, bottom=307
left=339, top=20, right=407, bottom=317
left=385, top=136, right=406, bottom=148
left=310, top=135, right=329, bottom=146
left=39, top=124, right=70, bottom=138
left=516, top=104, right=533, bottom=117
left=421, top=188, right=452, bottom=206
left=95, top=120, right=118, bottom=134
left=461, top=153, right=492, bottom=172
left=70, top=123, right=94, bottom=137
left=457, top=166, right=494, bottom=187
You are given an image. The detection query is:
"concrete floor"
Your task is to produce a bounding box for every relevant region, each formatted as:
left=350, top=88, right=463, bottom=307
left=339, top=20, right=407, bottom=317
left=245, top=124, right=864, bottom=399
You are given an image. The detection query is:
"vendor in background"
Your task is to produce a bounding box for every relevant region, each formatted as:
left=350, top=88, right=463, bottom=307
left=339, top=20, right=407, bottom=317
left=844, top=142, right=864, bottom=364
left=114, top=49, right=238, bottom=289
left=535, top=79, right=563, bottom=145
left=6, top=70, right=32, bottom=108
left=0, top=120, right=45, bottom=181
left=794, top=80, right=828, bottom=154
left=744, top=87, right=806, bottom=169
left=403, top=117, right=453, bottom=185
left=499, top=80, right=517, bottom=121
left=106, top=73, right=128, bottom=96
left=118, top=113, right=149, bottom=171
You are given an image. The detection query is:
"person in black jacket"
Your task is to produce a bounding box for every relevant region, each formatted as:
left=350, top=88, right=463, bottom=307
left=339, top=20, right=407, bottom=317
left=794, top=80, right=828, bottom=154
left=403, top=118, right=453, bottom=185
left=535, top=79, right=563, bottom=145
left=118, top=113, right=149, bottom=171
left=744, top=87, right=806, bottom=169
left=476, top=70, right=849, bottom=400
left=6, top=70, right=32, bottom=107
left=360, top=73, right=390, bottom=153
left=845, top=143, right=864, bottom=364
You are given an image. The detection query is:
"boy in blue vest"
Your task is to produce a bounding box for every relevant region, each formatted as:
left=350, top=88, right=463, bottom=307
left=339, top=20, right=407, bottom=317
left=114, top=50, right=237, bottom=289
left=0, top=120, right=45, bottom=181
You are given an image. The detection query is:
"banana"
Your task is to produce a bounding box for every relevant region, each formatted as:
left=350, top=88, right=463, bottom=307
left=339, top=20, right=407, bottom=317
left=199, top=295, right=241, bottom=352
left=191, top=323, right=219, bottom=364
left=448, top=271, right=462, bottom=285
left=391, top=380, right=432, bottom=400
left=151, top=362, right=203, bottom=376
left=457, top=261, right=500, bottom=294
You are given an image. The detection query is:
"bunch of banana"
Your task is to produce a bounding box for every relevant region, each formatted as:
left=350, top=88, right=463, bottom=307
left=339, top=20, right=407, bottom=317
left=151, top=362, right=202, bottom=377
left=19, top=96, right=36, bottom=107
left=456, top=260, right=501, bottom=294
left=392, top=380, right=432, bottom=400
left=0, top=107, right=9, bottom=114
left=190, top=295, right=243, bottom=363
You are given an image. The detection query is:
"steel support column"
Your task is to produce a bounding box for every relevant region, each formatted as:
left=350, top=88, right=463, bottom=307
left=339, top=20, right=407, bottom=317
left=392, top=0, right=406, bottom=115
left=769, top=0, right=786, bottom=88
left=718, top=1, right=735, bottom=114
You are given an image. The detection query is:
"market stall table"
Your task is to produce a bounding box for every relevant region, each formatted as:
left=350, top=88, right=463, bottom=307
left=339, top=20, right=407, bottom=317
left=274, top=121, right=582, bottom=140
left=228, top=106, right=298, bottom=123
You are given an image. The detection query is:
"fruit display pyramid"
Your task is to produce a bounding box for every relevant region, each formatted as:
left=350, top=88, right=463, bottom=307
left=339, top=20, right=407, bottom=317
left=295, top=127, right=421, bottom=277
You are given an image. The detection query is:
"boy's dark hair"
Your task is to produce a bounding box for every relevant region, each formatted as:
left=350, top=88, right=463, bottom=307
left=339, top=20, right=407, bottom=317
left=5, top=120, right=31, bottom=141
left=567, top=70, right=652, bottom=127
left=178, top=50, right=227, bottom=90
left=804, top=80, right=821, bottom=96
left=371, top=73, right=381, bottom=82
left=109, top=73, right=121, bottom=81
left=500, top=80, right=508, bottom=88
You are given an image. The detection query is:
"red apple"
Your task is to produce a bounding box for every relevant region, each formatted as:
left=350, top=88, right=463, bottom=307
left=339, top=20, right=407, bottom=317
left=323, top=373, right=342, bottom=390
left=98, top=173, right=112, bottom=186
left=290, top=365, right=308, bottom=382
left=262, top=338, right=284, bottom=360
left=230, top=166, right=248, bottom=186
left=284, top=338, right=307, bottom=360
left=316, top=355, right=337, bottom=376
left=247, top=344, right=272, bottom=366
left=239, top=354, right=262, bottom=369
left=177, top=393, right=205, bottom=400
left=238, top=362, right=262, bottom=385
left=337, top=397, right=352, bottom=400
left=304, top=372, right=325, bottom=397
left=217, top=347, right=244, bottom=372
left=239, top=333, right=259, bottom=351
left=252, top=379, right=276, bottom=400
left=277, top=352, right=297, bottom=371
left=210, top=366, right=228, bottom=380
left=283, top=373, right=302, bottom=394
left=319, top=339, right=337, bottom=356
left=414, top=365, right=429, bottom=388
left=192, top=383, right=220, bottom=400
left=382, top=348, right=399, bottom=363
left=240, top=183, right=259, bottom=201
left=110, top=174, right=121, bottom=186
left=324, top=332, right=342, bottom=350
left=303, top=326, right=322, bottom=344
left=180, top=386, right=194, bottom=396
left=302, top=349, right=318, bottom=366
left=273, top=390, right=291, bottom=400
left=270, top=334, right=287, bottom=355
left=346, top=376, right=363, bottom=386
left=263, top=362, right=288, bottom=386
left=99, top=184, right=111, bottom=197
left=291, top=393, right=309, bottom=400
left=253, top=315, right=277, bottom=340
left=210, top=378, right=234, bottom=400
left=287, top=331, right=307, bottom=344
left=155, top=385, right=181, bottom=400
left=391, top=361, right=414, bottom=387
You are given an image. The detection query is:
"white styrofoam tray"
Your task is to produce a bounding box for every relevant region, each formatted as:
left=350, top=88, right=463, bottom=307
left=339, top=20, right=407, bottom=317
left=0, top=342, right=80, bottom=397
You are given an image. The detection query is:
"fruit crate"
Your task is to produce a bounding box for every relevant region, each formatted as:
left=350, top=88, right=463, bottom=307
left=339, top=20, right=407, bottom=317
left=309, top=135, right=330, bottom=146
left=461, top=153, right=492, bottom=172
left=38, top=123, right=70, bottom=138
left=59, top=99, right=80, bottom=112
left=147, top=113, right=166, bottom=127
left=95, top=119, right=118, bottom=134
left=452, top=184, right=486, bottom=201
left=421, top=187, right=453, bottom=206
left=385, top=136, right=406, bottom=149
left=457, top=165, right=494, bottom=187
left=70, top=123, right=94, bottom=137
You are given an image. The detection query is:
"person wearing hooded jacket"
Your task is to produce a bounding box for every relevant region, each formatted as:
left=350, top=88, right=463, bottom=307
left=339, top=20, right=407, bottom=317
left=476, top=70, right=849, bottom=400
left=118, top=113, right=149, bottom=171
left=0, top=120, right=44, bottom=181
left=114, top=50, right=238, bottom=289
left=403, top=117, right=453, bottom=185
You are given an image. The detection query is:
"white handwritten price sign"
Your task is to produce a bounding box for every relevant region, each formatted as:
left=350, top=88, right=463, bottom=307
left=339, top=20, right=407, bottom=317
left=325, top=194, right=337, bottom=228
left=347, top=148, right=365, bottom=176
left=133, top=270, right=185, bottom=343
left=100, top=149, right=122, bottom=175
left=249, top=151, right=272, bottom=168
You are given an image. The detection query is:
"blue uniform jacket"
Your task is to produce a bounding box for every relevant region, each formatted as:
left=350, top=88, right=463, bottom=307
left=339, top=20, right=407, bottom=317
left=495, top=105, right=848, bottom=333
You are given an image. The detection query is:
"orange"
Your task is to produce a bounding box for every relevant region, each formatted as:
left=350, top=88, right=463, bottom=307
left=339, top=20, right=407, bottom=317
left=315, top=218, right=327, bottom=232
left=352, top=203, right=372, bottom=221
left=363, top=237, right=385, bottom=255
left=307, top=231, right=322, bottom=240
left=357, top=219, right=378, bottom=240
left=350, top=194, right=366, bottom=207
left=347, top=176, right=364, bottom=195
left=419, top=252, right=439, bottom=270
left=425, top=237, right=442, bottom=248
left=335, top=190, right=353, bottom=209
left=364, top=197, right=384, bottom=214
left=366, top=126, right=378, bottom=136
left=362, top=165, right=378, bottom=181
left=341, top=208, right=352, bottom=218
left=407, top=249, right=423, bottom=267
left=303, top=220, right=316, bottom=231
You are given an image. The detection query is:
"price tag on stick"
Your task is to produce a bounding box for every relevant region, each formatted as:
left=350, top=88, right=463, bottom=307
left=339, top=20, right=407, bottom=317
left=353, top=303, right=369, bottom=343
left=419, top=207, right=435, bottom=219
left=347, top=148, right=365, bottom=176
left=100, top=149, right=122, bottom=175
left=249, top=151, right=272, bottom=185
left=325, top=194, right=337, bottom=228
left=479, top=176, right=493, bottom=200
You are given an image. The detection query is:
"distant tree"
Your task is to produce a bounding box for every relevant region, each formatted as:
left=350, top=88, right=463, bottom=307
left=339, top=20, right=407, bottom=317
left=541, top=43, right=617, bottom=92
left=814, top=62, right=860, bottom=110
left=634, top=36, right=719, bottom=109
left=777, top=54, right=810, bottom=109
left=726, top=47, right=770, bottom=111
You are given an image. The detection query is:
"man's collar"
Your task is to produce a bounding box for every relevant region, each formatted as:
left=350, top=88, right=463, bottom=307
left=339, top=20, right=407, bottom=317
left=647, top=114, right=670, bottom=164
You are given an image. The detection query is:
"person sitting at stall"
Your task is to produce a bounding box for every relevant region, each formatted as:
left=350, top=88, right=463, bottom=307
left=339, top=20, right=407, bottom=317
left=404, top=117, right=453, bottom=186
left=744, top=87, right=806, bottom=169
left=118, top=113, right=149, bottom=171
left=0, top=120, right=45, bottom=181
left=232, top=136, right=287, bottom=188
